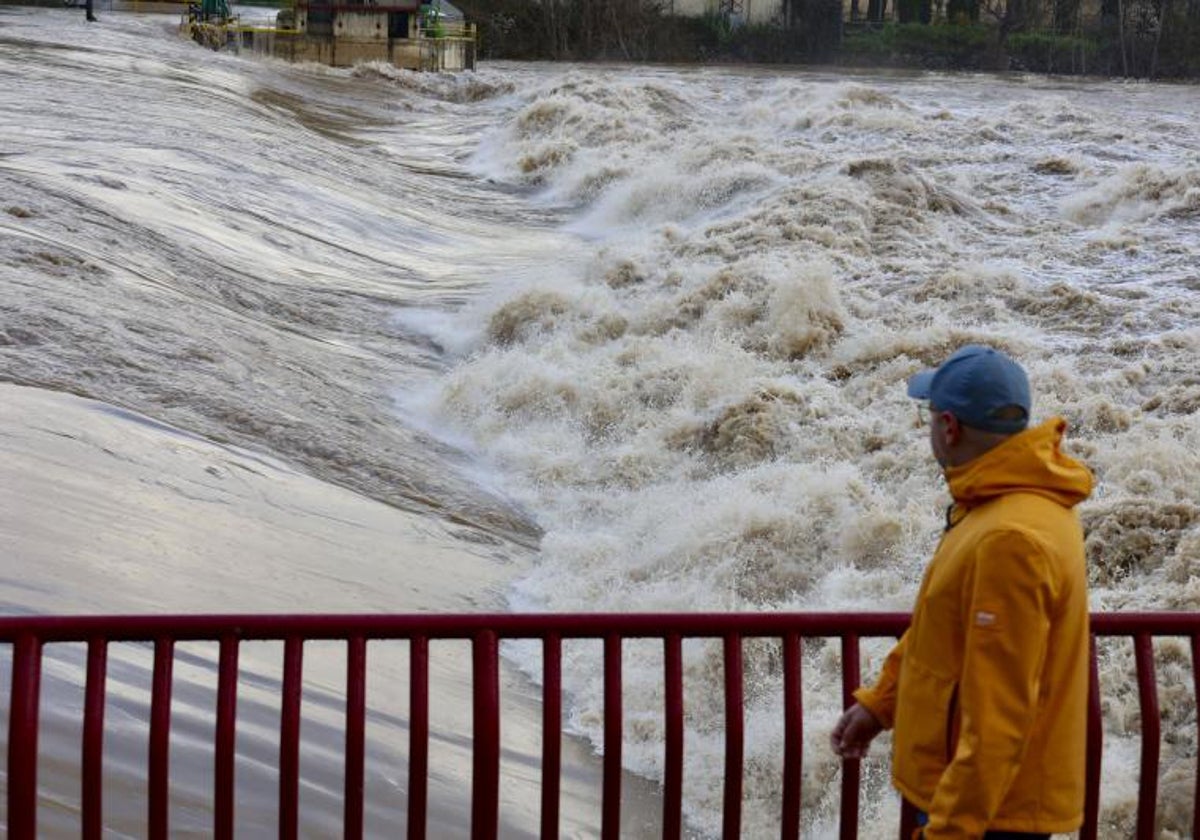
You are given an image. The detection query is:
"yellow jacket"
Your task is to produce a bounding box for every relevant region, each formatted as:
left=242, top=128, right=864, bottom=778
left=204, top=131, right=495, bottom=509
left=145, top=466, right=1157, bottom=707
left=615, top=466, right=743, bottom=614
left=855, top=418, right=1093, bottom=838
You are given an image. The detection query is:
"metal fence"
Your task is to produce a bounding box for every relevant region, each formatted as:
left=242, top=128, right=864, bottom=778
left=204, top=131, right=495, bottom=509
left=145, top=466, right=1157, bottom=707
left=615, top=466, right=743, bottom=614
left=3, top=611, right=1197, bottom=838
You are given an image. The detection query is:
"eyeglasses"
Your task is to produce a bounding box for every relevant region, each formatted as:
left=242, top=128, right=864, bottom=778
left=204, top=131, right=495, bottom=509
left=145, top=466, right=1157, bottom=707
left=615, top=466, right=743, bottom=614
left=915, top=403, right=930, bottom=426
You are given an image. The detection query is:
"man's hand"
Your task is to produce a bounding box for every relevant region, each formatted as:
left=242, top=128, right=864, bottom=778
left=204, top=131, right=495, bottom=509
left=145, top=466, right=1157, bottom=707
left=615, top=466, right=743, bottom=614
left=830, top=702, right=884, bottom=759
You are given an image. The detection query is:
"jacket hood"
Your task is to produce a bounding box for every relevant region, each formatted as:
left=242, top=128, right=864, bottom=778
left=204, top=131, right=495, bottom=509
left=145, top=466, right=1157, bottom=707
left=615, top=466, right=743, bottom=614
left=945, top=417, right=1093, bottom=510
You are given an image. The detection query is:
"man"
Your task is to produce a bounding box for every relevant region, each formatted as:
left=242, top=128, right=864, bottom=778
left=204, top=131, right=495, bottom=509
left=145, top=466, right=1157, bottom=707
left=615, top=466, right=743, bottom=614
left=830, top=345, right=1094, bottom=839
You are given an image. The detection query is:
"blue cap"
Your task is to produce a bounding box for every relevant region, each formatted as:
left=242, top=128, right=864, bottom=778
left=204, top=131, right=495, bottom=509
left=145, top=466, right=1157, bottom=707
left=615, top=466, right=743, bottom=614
left=907, top=345, right=1031, bottom=434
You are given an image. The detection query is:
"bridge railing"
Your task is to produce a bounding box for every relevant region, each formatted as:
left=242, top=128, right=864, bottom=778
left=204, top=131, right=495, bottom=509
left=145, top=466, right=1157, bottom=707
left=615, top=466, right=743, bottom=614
left=2, top=612, right=1197, bottom=838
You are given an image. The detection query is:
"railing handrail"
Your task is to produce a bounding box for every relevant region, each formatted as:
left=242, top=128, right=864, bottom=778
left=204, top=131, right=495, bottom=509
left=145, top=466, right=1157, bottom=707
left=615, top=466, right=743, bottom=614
left=0, top=610, right=912, bottom=641
left=2, top=609, right=1195, bottom=640
left=5, top=610, right=1199, bottom=839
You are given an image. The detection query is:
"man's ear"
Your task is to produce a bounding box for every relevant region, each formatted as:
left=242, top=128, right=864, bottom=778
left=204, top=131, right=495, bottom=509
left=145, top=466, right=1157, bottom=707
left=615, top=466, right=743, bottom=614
left=938, top=411, right=961, bottom=446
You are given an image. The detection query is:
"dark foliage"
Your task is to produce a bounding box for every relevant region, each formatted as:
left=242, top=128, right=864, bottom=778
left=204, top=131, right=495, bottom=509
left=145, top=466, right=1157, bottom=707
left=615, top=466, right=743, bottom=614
left=452, top=0, right=844, bottom=61
left=451, top=0, right=1200, bottom=78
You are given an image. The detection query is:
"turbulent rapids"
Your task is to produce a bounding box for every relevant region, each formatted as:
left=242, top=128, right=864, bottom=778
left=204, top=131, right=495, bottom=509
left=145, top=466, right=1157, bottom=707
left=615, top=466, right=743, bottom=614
left=2, top=6, right=1199, bottom=836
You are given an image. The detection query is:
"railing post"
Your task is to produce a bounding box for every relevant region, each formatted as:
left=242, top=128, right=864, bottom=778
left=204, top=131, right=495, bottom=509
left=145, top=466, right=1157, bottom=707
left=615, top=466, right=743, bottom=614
left=1192, top=633, right=1200, bottom=840
left=1082, top=634, right=1102, bottom=840
left=409, top=635, right=430, bottom=840
left=279, top=637, right=304, bottom=840
left=899, top=799, right=920, bottom=839
left=83, top=637, right=109, bottom=840
left=723, top=633, right=745, bottom=840
left=541, top=633, right=562, bottom=840
left=472, top=629, right=500, bottom=838
left=664, top=634, right=684, bottom=840
left=215, top=635, right=240, bottom=840
left=8, top=634, right=43, bottom=840
left=602, top=633, right=623, bottom=840
left=896, top=634, right=920, bottom=840
left=839, top=634, right=861, bottom=840
left=781, top=633, right=802, bottom=840
left=1133, top=634, right=1160, bottom=840
left=149, top=637, right=175, bottom=840
left=345, top=636, right=367, bottom=840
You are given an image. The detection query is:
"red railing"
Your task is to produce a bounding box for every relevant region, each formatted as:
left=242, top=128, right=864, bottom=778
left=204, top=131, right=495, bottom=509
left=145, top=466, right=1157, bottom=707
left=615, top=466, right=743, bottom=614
left=2, top=612, right=1198, bottom=838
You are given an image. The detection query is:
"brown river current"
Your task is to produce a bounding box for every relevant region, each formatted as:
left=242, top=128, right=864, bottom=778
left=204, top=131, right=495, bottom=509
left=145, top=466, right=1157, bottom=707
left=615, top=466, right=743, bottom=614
left=2, top=6, right=1200, bottom=836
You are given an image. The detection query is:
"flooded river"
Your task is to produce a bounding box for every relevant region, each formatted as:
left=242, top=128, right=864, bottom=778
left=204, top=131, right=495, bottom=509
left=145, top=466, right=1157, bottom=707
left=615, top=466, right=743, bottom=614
left=2, top=6, right=1199, bottom=835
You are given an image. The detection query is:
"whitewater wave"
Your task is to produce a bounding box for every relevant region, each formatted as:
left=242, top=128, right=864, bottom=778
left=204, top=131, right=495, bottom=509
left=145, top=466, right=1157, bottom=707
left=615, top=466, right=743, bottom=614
left=416, top=67, right=1200, bottom=836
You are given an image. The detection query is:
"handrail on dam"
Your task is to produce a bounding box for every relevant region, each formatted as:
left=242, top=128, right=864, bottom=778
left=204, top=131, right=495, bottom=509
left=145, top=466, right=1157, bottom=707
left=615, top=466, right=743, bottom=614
left=3, top=611, right=1198, bottom=838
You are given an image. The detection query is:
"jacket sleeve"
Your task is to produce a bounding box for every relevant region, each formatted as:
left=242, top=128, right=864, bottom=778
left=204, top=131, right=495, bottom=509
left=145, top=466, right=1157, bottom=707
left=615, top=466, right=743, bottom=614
left=853, top=631, right=907, bottom=730
left=923, top=530, right=1054, bottom=839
